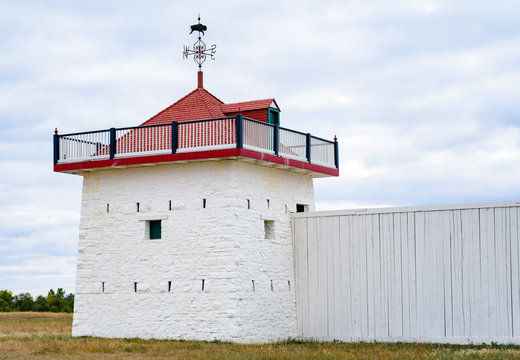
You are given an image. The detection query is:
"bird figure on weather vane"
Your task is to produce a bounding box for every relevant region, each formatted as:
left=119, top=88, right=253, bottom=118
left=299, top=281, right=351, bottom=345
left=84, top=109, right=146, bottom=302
left=183, top=16, right=216, bottom=70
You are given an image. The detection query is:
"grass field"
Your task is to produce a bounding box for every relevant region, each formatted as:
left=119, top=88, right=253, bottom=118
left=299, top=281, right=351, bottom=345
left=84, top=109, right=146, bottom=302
left=1, top=313, right=520, bottom=359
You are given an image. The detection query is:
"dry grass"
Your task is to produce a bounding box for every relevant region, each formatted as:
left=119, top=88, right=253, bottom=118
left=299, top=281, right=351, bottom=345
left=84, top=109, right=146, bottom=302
left=1, top=313, right=520, bottom=359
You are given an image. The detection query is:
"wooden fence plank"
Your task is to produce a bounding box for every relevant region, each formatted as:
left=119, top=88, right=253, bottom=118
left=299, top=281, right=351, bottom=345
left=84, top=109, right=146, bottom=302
left=332, top=215, right=342, bottom=338
left=292, top=203, right=520, bottom=344
left=509, top=208, right=520, bottom=337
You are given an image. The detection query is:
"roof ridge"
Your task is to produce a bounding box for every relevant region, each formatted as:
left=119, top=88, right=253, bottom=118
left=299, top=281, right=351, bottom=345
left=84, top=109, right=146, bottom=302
left=200, top=88, right=225, bottom=105
left=221, top=98, right=279, bottom=113
left=226, top=97, right=274, bottom=105
left=140, top=88, right=198, bottom=125
left=198, top=89, right=224, bottom=118
left=140, top=87, right=225, bottom=126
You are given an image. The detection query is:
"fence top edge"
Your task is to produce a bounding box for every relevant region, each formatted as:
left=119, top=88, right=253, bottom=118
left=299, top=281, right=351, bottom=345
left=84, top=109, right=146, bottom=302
left=278, top=127, right=307, bottom=136
left=310, top=135, right=335, bottom=144
left=59, top=129, right=112, bottom=137
left=291, top=200, right=520, bottom=218
left=243, top=117, right=274, bottom=126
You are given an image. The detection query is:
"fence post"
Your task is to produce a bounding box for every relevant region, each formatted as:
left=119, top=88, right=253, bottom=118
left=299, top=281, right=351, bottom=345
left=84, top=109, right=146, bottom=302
left=109, top=127, right=116, bottom=159
left=274, top=124, right=279, bottom=156
left=334, top=136, right=339, bottom=169
left=171, top=121, right=178, bottom=154
left=53, top=130, right=59, bottom=165
left=306, top=133, right=311, bottom=163
left=236, top=114, right=243, bottom=149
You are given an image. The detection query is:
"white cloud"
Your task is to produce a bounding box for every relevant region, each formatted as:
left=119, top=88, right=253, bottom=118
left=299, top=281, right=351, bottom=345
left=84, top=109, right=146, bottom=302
left=1, top=0, right=519, bottom=295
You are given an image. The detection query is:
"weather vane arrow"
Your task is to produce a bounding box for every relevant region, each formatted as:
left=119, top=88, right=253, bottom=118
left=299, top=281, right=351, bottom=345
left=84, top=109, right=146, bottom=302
left=183, top=16, right=216, bottom=70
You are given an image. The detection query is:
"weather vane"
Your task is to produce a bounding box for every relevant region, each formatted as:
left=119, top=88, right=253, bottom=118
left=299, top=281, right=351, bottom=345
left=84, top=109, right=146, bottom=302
left=183, top=16, right=216, bottom=70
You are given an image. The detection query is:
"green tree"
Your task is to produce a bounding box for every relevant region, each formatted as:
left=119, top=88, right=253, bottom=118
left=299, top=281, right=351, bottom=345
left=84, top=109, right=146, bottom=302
left=12, top=293, right=34, bottom=311
left=0, top=299, right=10, bottom=312
left=47, top=288, right=67, bottom=312
left=0, top=290, right=13, bottom=311
left=64, top=293, right=74, bottom=313
left=33, top=295, right=50, bottom=312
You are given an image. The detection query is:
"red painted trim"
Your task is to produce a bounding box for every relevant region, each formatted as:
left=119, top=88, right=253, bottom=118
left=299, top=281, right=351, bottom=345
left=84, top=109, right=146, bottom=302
left=53, top=148, right=339, bottom=177
left=237, top=149, right=339, bottom=177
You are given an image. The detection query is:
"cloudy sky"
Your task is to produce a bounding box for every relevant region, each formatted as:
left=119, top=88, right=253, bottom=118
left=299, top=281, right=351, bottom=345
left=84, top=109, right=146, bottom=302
left=1, top=0, right=519, bottom=296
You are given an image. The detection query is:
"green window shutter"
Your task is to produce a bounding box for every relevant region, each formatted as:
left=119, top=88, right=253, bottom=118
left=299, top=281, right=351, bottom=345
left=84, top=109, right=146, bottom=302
left=149, top=220, right=162, bottom=239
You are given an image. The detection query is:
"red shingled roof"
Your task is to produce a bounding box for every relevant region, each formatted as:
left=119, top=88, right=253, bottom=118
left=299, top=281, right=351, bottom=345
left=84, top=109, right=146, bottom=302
left=221, top=99, right=279, bottom=114
left=141, top=88, right=225, bottom=126
left=140, top=86, right=279, bottom=126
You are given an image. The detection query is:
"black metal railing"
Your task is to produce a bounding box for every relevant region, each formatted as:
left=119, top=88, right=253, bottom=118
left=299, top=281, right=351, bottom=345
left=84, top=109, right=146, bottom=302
left=54, top=115, right=339, bottom=169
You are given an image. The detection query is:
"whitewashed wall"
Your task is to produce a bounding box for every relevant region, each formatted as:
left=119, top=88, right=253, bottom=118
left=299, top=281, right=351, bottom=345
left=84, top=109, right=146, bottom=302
left=73, top=159, right=315, bottom=343
left=292, top=201, right=520, bottom=344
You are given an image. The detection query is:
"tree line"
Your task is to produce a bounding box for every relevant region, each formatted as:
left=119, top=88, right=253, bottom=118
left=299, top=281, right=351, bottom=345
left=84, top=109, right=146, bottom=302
left=0, top=289, right=74, bottom=313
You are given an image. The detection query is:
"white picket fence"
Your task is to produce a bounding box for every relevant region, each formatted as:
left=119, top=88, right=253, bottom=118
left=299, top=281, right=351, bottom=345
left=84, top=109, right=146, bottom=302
left=292, top=201, right=520, bottom=344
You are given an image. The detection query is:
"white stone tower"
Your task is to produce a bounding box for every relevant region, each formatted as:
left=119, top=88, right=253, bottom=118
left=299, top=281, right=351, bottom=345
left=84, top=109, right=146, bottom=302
left=53, top=23, right=338, bottom=342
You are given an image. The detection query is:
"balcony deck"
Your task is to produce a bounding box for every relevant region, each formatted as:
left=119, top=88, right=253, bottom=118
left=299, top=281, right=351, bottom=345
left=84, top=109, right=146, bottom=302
left=53, top=115, right=339, bottom=177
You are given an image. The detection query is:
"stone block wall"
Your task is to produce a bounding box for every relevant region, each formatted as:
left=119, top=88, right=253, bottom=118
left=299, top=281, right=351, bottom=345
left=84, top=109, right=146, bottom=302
left=72, top=159, right=314, bottom=343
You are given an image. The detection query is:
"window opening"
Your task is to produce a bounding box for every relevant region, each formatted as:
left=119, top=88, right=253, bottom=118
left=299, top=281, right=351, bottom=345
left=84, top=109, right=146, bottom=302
left=168, top=281, right=172, bottom=292
left=252, top=280, right=255, bottom=291
left=201, top=279, right=205, bottom=291
left=136, top=202, right=140, bottom=212
left=203, top=199, right=206, bottom=208
left=267, top=199, right=270, bottom=209
left=169, top=200, right=172, bottom=211
left=270, top=280, right=274, bottom=292
left=264, top=220, right=275, bottom=239
left=106, top=204, right=109, bottom=213
left=134, top=282, right=138, bottom=293
left=102, top=282, right=105, bottom=293
left=149, top=220, right=162, bottom=240
left=268, top=108, right=280, bottom=125
left=247, top=199, right=250, bottom=209
left=296, top=204, right=308, bottom=213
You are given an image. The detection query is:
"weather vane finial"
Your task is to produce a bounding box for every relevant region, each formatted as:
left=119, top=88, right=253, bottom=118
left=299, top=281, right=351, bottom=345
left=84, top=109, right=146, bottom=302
left=183, top=16, right=216, bottom=71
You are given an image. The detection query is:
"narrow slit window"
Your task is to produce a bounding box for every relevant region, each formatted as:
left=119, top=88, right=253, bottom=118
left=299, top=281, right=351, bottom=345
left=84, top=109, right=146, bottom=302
left=201, top=279, right=205, bottom=291
left=106, top=204, right=110, bottom=213
left=168, top=281, right=172, bottom=292
left=266, top=199, right=270, bottom=209
left=270, top=280, right=274, bottom=292
left=203, top=199, right=206, bottom=208
left=101, top=282, right=105, bottom=293
left=252, top=280, right=255, bottom=291
left=136, top=202, right=140, bottom=212
left=247, top=199, right=250, bottom=209
left=134, top=282, right=138, bottom=293
left=169, top=200, right=172, bottom=211
left=288, top=280, right=291, bottom=291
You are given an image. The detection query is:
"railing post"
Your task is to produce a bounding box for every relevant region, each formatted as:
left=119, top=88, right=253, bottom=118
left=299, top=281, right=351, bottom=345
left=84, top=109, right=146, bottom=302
left=334, top=136, right=339, bottom=169
left=274, top=124, right=279, bottom=156
left=53, top=131, right=59, bottom=165
left=109, top=127, right=116, bottom=159
left=171, top=121, right=178, bottom=154
left=306, top=133, right=311, bottom=163
left=235, top=114, right=243, bottom=149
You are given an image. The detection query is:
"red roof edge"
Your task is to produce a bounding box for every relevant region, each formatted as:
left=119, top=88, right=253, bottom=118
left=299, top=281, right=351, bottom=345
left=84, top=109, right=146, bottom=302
left=54, top=148, right=339, bottom=177
left=221, top=98, right=279, bottom=114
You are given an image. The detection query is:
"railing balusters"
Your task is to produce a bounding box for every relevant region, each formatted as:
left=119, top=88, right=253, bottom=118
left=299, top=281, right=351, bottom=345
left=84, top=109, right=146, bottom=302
left=54, top=116, right=337, bottom=169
